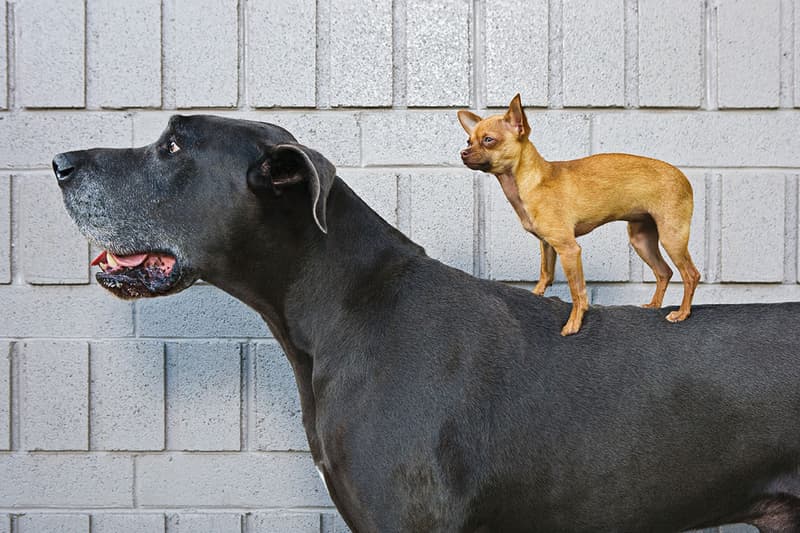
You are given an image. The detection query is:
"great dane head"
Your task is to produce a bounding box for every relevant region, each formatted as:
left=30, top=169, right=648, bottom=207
left=54, top=115, right=336, bottom=299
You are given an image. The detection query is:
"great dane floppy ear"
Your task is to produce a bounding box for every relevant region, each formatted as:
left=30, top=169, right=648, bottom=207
left=247, top=143, right=337, bottom=234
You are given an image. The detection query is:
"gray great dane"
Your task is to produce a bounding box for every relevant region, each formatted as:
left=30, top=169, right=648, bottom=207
left=55, top=115, right=800, bottom=533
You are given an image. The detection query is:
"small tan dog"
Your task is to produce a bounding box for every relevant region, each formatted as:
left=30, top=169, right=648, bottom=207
left=458, top=94, right=700, bottom=336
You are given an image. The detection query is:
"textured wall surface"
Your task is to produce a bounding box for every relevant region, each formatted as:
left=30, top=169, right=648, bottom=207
left=0, top=0, right=796, bottom=531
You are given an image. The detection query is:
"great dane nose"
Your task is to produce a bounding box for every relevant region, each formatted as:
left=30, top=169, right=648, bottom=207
left=52, top=152, right=76, bottom=185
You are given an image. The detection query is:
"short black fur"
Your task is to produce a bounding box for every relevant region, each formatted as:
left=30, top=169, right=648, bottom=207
left=55, top=115, right=800, bottom=533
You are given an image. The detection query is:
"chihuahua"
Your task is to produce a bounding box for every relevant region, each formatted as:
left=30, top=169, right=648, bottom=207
left=458, top=94, right=700, bottom=336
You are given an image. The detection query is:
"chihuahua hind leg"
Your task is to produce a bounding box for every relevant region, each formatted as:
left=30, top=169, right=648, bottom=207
left=532, top=241, right=557, bottom=296
left=627, top=219, right=673, bottom=308
left=658, top=227, right=700, bottom=323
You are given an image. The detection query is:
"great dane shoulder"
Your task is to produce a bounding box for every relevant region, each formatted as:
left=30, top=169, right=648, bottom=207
left=55, top=115, right=800, bottom=533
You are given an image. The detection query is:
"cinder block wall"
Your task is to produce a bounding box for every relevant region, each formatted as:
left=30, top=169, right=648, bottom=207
left=0, top=0, right=796, bottom=531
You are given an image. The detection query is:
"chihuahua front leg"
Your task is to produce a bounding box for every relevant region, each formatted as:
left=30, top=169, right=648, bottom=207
left=532, top=240, right=556, bottom=296
left=550, top=238, right=589, bottom=336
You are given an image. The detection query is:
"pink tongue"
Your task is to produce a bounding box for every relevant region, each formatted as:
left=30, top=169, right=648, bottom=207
left=90, top=251, right=150, bottom=267
left=111, top=252, right=149, bottom=267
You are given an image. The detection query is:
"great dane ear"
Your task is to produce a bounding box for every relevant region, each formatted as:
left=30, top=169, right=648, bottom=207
left=247, top=143, right=336, bottom=234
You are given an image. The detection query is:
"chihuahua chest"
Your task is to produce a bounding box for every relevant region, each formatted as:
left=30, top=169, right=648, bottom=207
left=495, top=174, right=540, bottom=237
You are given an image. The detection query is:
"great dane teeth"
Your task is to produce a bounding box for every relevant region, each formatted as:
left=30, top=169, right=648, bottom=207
left=106, top=253, right=118, bottom=268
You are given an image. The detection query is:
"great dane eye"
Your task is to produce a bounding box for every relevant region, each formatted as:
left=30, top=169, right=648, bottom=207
left=168, top=141, right=181, bottom=154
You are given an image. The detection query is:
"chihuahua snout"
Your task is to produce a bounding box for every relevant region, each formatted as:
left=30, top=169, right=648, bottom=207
left=460, top=149, right=471, bottom=159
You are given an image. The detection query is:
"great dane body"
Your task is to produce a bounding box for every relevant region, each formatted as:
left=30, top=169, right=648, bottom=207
left=55, top=115, right=800, bottom=532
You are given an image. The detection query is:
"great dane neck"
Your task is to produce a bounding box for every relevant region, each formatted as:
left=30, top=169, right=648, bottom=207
left=205, top=178, right=423, bottom=528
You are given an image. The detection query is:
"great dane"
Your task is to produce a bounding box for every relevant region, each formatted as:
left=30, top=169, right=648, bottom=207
left=54, top=115, right=800, bottom=532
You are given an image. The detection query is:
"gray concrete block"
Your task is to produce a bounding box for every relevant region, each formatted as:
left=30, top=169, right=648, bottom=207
left=167, top=514, right=241, bottom=533
left=247, top=0, right=316, bottom=107
left=0, top=343, right=8, bottom=450
left=0, top=285, right=134, bottom=338
left=527, top=112, right=591, bottom=161
left=253, top=112, right=361, bottom=167
left=485, top=0, right=548, bottom=107
left=134, top=111, right=361, bottom=166
left=93, top=514, right=165, bottom=533
left=174, top=0, right=239, bottom=108
left=593, top=112, right=800, bottom=167
left=404, top=170, right=475, bottom=274
left=136, top=453, right=330, bottom=507
left=16, top=0, right=85, bottom=108
left=138, top=285, right=269, bottom=338
left=0, top=6, right=7, bottom=109
left=0, top=176, right=9, bottom=283
left=363, top=110, right=588, bottom=167
left=638, top=0, right=703, bottom=107
left=363, top=111, right=466, bottom=166
left=576, top=222, right=631, bottom=282
left=485, top=181, right=541, bottom=281
left=166, top=341, right=241, bottom=450
left=254, top=342, right=307, bottom=451
left=328, top=513, right=351, bottom=533
left=720, top=173, right=784, bottom=282
left=20, top=341, right=88, bottom=450
left=796, top=3, right=800, bottom=108
left=17, top=173, right=89, bottom=284
left=0, top=454, right=133, bottom=506
left=88, top=0, right=161, bottom=108
left=330, top=0, right=392, bottom=107
left=562, top=0, right=624, bottom=107
left=0, top=112, right=132, bottom=169
left=406, top=0, right=471, bottom=106
left=251, top=512, right=320, bottom=533
left=133, top=111, right=176, bottom=146
left=18, top=514, right=89, bottom=533
left=337, top=169, right=398, bottom=227
left=643, top=171, right=706, bottom=282
left=717, top=0, right=780, bottom=108
left=592, top=282, right=800, bottom=307
left=90, top=341, right=165, bottom=451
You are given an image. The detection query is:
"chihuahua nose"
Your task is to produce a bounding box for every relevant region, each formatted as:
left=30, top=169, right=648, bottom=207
left=460, top=149, right=470, bottom=159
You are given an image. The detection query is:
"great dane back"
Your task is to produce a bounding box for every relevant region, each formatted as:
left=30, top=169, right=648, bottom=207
left=55, top=115, right=800, bottom=532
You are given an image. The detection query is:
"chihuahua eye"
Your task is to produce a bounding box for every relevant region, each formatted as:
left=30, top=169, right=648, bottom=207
left=168, top=140, right=181, bottom=154
left=466, top=139, right=472, bottom=147
left=483, top=136, right=495, bottom=144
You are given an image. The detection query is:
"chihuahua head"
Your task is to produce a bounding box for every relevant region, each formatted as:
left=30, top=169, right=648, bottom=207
left=457, top=93, right=531, bottom=175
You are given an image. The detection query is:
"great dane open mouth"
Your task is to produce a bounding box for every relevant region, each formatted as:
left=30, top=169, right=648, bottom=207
left=55, top=115, right=800, bottom=533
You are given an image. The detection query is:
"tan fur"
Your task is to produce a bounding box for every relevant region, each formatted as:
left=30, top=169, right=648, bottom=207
left=458, top=94, right=700, bottom=336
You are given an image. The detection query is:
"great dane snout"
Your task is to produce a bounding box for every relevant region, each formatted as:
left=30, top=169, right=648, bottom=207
left=53, top=151, right=79, bottom=185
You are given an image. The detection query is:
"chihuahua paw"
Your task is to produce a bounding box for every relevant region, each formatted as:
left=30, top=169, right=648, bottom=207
left=665, top=309, right=690, bottom=322
left=641, top=302, right=660, bottom=309
left=560, top=321, right=581, bottom=336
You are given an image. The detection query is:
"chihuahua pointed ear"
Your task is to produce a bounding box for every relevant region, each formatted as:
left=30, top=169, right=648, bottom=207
left=505, top=93, right=531, bottom=139
left=458, top=110, right=483, bottom=134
